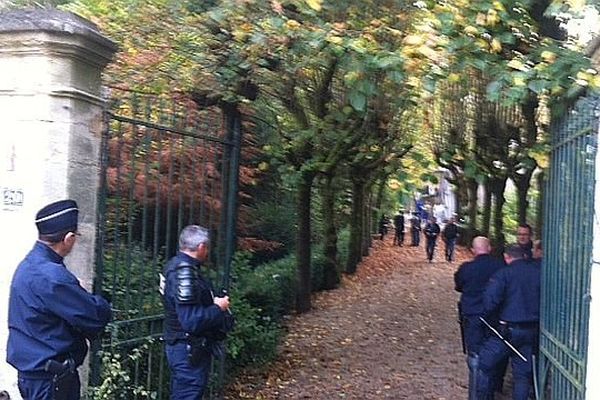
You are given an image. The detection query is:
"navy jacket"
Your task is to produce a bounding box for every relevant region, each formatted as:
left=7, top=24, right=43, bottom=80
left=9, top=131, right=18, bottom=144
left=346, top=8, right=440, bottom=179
left=424, top=222, right=440, bottom=240
left=483, top=258, right=541, bottom=323
left=162, top=252, right=225, bottom=343
left=7, top=242, right=112, bottom=374
left=454, top=254, right=505, bottom=316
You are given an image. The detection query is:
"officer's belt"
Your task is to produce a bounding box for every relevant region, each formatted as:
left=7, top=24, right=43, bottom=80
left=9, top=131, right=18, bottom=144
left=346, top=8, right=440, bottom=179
left=18, top=369, right=56, bottom=380
left=18, top=357, right=74, bottom=380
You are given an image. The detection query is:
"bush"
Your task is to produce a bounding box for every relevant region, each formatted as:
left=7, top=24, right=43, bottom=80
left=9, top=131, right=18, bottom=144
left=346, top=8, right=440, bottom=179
left=226, top=295, right=282, bottom=368
left=231, top=253, right=296, bottom=320
left=245, top=199, right=297, bottom=262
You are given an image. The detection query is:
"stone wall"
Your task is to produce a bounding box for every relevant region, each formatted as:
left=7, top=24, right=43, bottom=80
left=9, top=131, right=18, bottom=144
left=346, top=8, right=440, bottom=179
left=0, top=10, right=115, bottom=398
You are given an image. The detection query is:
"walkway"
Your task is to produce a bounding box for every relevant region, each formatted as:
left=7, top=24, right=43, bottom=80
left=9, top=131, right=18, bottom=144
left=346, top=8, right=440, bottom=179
left=226, top=235, right=511, bottom=399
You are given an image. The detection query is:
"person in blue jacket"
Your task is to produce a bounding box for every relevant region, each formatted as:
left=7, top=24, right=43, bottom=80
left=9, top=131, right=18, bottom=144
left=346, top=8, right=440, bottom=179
left=454, top=236, right=506, bottom=399
left=6, top=199, right=112, bottom=400
left=161, top=225, right=231, bottom=400
left=475, top=244, right=541, bottom=400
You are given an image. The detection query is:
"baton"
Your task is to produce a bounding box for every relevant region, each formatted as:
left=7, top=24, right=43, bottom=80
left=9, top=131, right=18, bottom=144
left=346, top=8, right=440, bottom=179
left=479, top=317, right=527, bottom=362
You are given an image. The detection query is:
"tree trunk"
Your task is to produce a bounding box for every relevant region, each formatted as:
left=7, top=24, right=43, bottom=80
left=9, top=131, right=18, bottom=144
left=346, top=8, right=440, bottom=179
left=482, top=177, right=492, bottom=236
left=321, top=174, right=340, bottom=290
left=346, top=177, right=365, bottom=274
left=296, top=171, right=315, bottom=313
left=513, top=167, right=534, bottom=225
left=362, top=186, right=373, bottom=257
left=535, top=170, right=545, bottom=237
left=490, top=176, right=508, bottom=248
left=467, top=177, right=479, bottom=236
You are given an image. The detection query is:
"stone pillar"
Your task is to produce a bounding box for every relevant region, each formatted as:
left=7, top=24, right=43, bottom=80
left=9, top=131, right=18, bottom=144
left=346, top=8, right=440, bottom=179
left=0, top=10, right=116, bottom=397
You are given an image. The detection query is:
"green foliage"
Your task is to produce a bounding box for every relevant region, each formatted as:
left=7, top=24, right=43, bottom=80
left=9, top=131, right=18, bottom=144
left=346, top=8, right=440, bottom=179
left=87, top=344, right=157, bottom=400
left=246, top=198, right=297, bottom=255
left=232, top=253, right=297, bottom=320
left=102, top=244, right=164, bottom=318
left=225, top=294, right=281, bottom=367
left=503, top=184, right=539, bottom=243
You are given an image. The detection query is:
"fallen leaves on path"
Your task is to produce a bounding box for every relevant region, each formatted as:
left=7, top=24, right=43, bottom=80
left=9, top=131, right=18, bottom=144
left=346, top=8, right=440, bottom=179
left=225, top=237, right=512, bottom=399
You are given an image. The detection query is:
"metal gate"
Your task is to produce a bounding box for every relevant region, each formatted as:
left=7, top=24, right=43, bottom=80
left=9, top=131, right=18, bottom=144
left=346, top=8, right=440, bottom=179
left=91, top=90, right=242, bottom=399
left=539, top=94, right=599, bottom=399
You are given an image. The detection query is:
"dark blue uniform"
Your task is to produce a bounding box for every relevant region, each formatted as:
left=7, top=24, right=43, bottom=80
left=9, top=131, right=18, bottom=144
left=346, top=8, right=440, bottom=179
left=410, top=215, right=421, bottom=246
left=162, top=252, right=227, bottom=400
left=423, top=221, right=440, bottom=262
left=7, top=241, right=112, bottom=399
left=442, top=222, right=459, bottom=262
left=476, top=259, right=541, bottom=400
left=454, top=254, right=506, bottom=354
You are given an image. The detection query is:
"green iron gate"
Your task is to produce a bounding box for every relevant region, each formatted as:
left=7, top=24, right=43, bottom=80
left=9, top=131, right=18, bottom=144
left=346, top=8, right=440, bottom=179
left=539, top=94, right=599, bottom=399
left=91, top=90, right=242, bottom=398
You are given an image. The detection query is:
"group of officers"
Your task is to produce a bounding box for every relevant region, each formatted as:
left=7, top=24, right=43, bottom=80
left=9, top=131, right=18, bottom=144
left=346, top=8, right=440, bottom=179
left=384, top=210, right=460, bottom=263
left=6, top=198, right=540, bottom=400
left=6, top=199, right=231, bottom=399
left=454, top=224, right=542, bottom=400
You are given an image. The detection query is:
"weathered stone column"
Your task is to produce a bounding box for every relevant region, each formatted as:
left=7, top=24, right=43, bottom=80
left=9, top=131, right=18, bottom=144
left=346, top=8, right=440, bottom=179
left=0, top=10, right=116, bottom=397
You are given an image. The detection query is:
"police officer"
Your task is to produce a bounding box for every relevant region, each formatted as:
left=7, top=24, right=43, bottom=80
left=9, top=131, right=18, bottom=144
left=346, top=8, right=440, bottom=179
left=393, top=211, right=405, bottom=246
left=7, top=200, right=112, bottom=400
left=442, top=216, right=459, bottom=262
left=455, top=236, right=506, bottom=355
left=161, top=225, right=231, bottom=400
left=454, top=236, right=505, bottom=399
left=423, top=216, right=440, bottom=262
left=410, top=212, right=421, bottom=246
left=516, top=223, right=534, bottom=260
left=476, top=244, right=541, bottom=400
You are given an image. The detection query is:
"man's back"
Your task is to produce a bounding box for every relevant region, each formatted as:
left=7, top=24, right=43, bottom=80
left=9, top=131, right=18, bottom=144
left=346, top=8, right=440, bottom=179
left=7, top=242, right=111, bottom=373
left=485, top=259, right=541, bottom=323
left=455, top=254, right=505, bottom=315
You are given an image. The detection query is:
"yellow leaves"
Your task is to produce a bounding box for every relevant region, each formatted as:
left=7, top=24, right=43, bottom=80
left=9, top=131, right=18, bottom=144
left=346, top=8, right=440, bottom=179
left=540, top=51, right=557, bottom=63
left=403, top=34, right=424, bottom=46
left=404, top=60, right=422, bottom=74
left=327, top=35, right=343, bottom=45
left=513, top=74, right=526, bottom=87
left=417, top=44, right=438, bottom=60
left=493, top=0, right=506, bottom=12
left=477, top=10, right=499, bottom=27
left=258, top=162, right=269, bottom=171
left=486, top=9, right=500, bottom=26
left=344, top=70, right=362, bottom=83
left=590, top=75, right=600, bottom=89
left=531, top=152, right=549, bottom=169
left=507, top=59, right=528, bottom=71
left=490, top=38, right=502, bottom=53
left=233, top=23, right=253, bottom=42
left=476, top=13, right=487, bottom=26
left=448, top=73, right=461, bottom=83
left=305, top=0, right=322, bottom=11
left=286, top=19, right=301, bottom=30
left=463, top=25, right=478, bottom=36
left=388, top=179, right=402, bottom=190
left=575, top=69, right=600, bottom=86
left=567, top=0, right=586, bottom=11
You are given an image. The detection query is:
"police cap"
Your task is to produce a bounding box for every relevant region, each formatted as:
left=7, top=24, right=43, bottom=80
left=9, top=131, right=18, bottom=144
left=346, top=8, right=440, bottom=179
left=35, top=199, right=79, bottom=234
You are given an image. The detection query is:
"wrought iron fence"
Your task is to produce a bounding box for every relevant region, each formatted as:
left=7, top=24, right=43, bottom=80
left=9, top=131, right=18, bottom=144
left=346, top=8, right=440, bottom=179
left=539, top=94, right=600, bottom=399
left=91, top=90, right=241, bottom=399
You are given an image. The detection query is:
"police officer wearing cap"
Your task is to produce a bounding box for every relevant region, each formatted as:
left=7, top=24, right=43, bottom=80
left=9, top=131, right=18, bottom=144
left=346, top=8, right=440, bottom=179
left=475, top=244, right=541, bottom=400
left=161, top=225, right=232, bottom=400
left=7, top=200, right=112, bottom=400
